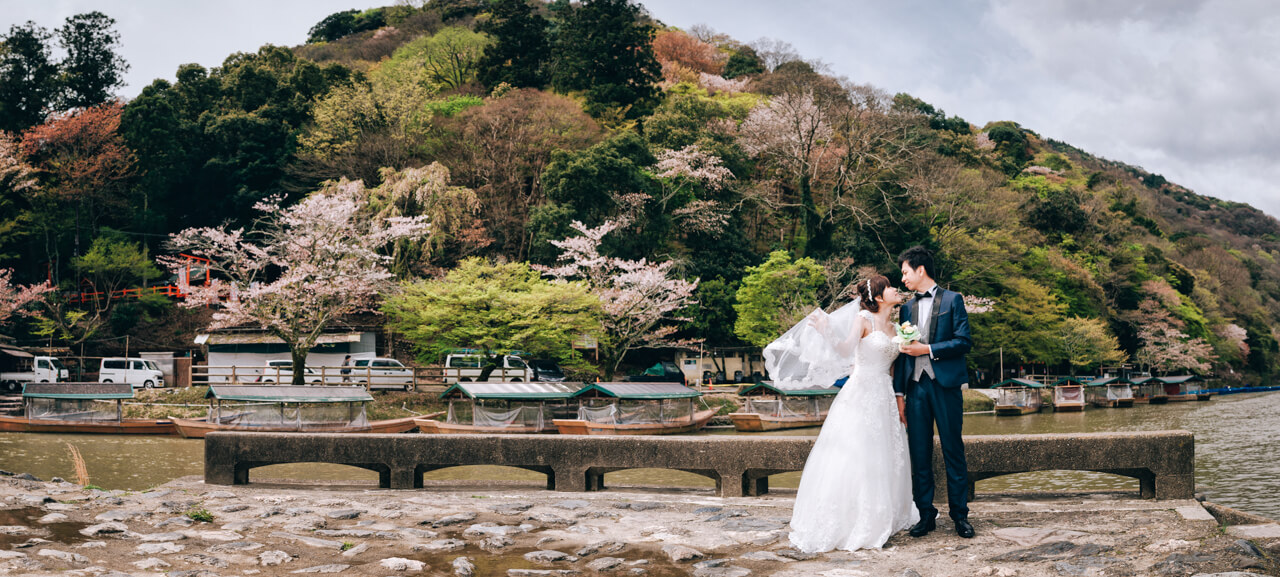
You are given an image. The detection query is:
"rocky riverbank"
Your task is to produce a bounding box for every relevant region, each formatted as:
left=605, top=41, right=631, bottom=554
left=0, top=473, right=1277, bottom=577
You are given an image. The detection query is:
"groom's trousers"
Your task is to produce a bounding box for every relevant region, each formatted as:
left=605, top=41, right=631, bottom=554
left=906, top=374, right=970, bottom=521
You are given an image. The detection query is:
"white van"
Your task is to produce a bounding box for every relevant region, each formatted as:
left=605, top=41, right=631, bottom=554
left=98, top=357, right=165, bottom=389
left=443, top=354, right=531, bottom=383
left=349, top=358, right=415, bottom=391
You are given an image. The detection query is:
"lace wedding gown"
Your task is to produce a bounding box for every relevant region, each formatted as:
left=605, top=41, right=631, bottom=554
left=788, top=310, right=919, bottom=552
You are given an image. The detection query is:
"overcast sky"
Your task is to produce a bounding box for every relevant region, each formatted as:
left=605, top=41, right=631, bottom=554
left=6, top=0, right=1279, bottom=219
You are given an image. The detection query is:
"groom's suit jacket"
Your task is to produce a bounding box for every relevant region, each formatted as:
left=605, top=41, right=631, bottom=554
left=893, top=287, right=973, bottom=395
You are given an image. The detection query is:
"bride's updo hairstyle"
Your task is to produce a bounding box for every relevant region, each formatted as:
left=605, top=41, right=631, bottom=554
left=856, top=275, right=891, bottom=313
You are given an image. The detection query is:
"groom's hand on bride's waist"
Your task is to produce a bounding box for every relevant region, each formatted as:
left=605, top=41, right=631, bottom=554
left=899, top=342, right=930, bottom=357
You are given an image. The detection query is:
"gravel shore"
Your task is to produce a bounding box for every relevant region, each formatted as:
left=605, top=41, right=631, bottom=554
left=1, top=473, right=1277, bottom=576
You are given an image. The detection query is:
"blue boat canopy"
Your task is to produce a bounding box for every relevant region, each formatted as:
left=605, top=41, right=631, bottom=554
left=205, top=385, right=373, bottom=403
left=571, top=382, right=701, bottom=400
left=22, top=383, right=134, bottom=400
left=737, top=382, right=838, bottom=397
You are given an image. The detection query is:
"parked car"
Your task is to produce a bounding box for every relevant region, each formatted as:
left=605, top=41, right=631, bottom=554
left=99, top=357, right=165, bottom=389
left=1, top=345, right=67, bottom=392
left=443, top=353, right=531, bottom=383
left=528, top=359, right=566, bottom=382
left=255, top=360, right=322, bottom=384
left=349, top=357, right=415, bottom=391
left=627, top=361, right=687, bottom=386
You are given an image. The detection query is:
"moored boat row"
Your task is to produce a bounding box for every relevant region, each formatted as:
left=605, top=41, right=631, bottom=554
left=994, top=374, right=1213, bottom=416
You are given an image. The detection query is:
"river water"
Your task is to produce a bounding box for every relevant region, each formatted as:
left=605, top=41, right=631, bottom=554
left=1, top=391, right=1276, bottom=519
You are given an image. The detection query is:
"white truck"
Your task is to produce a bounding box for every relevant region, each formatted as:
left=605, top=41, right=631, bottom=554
left=1, top=346, right=68, bottom=393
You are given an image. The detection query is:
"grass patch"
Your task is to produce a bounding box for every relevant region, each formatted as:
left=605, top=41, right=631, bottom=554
left=185, top=507, right=214, bottom=523
left=702, top=392, right=741, bottom=416
left=340, top=542, right=355, bottom=551
left=962, top=389, right=995, bottom=412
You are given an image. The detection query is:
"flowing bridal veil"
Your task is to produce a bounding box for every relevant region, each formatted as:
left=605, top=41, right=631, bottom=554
left=763, top=299, right=864, bottom=390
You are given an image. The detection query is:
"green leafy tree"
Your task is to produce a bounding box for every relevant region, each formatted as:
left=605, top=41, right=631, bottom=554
left=383, top=258, right=601, bottom=379
left=379, top=27, right=492, bottom=91
left=0, top=21, right=59, bottom=133
left=1058, top=316, right=1127, bottom=375
left=721, top=45, right=764, bottom=79
left=71, top=233, right=161, bottom=316
left=551, top=0, right=661, bottom=120
left=306, top=8, right=386, bottom=44
left=970, top=277, right=1067, bottom=368
left=477, top=0, right=551, bottom=89
left=733, top=250, right=826, bottom=347
left=56, top=12, right=129, bottom=109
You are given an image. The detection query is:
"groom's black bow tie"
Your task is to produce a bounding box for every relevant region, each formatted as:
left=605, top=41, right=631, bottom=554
left=918, top=288, right=937, bottom=300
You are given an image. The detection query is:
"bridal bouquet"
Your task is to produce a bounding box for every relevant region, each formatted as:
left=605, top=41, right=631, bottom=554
left=892, top=321, right=921, bottom=345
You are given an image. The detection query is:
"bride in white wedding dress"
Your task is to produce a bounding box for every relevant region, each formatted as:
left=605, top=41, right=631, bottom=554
left=764, top=275, right=919, bottom=552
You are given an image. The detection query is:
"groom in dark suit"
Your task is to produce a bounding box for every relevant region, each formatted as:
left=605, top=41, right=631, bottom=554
left=893, top=246, right=975, bottom=539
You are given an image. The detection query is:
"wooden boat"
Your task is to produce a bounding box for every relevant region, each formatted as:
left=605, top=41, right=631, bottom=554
left=1130, top=377, right=1168, bottom=404
left=415, top=381, right=584, bottom=434
left=728, top=381, right=836, bottom=432
left=552, top=382, right=715, bottom=435
left=993, top=378, right=1045, bottom=415
left=169, top=385, right=430, bottom=439
left=1084, top=377, right=1134, bottom=408
left=1158, top=375, right=1212, bottom=402
left=0, top=383, right=176, bottom=435
left=1051, top=378, right=1086, bottom=412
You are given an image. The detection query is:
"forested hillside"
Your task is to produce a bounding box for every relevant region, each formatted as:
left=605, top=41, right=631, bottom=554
left=2, top=0, right=1277, bottom=384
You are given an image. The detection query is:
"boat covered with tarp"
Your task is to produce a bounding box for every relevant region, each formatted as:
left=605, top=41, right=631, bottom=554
left=0, top=383, right=175, bottom=435
left=552, top=382, right=715, bottom=435
left=1158, top=375, right=1212, bottom=402
left=1051, top=377, right=1087, bottom=412
left=1084, top=376, right=1134, bottom=408
left=1130, top=376, right=1168, bottom=404
left=169, top=385, right=423, bottom=438
left=993, top=378, right=1045, bottom=416
left=728, top=381, right=836, bottom=432
left=417, top=381, right=584, bottom=434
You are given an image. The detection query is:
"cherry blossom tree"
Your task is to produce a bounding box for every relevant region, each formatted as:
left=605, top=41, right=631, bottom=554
left=536, top=220, right=698, bottom=379
left=165, top=180, right=429, bottom=385
left=0, top=267, right=54, bottom=324
left=651, top=144, right=734, bottom=235
left=1132, top=300, right=1215, bottom=374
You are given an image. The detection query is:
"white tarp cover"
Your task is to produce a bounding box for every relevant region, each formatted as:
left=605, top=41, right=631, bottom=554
left=213, top=402, right=369, bottom=429
left=744, top=396, right=833, bottom=418
left=580, top=399, right=694, bottom=424
left=27, top=398, right=116, bottom=422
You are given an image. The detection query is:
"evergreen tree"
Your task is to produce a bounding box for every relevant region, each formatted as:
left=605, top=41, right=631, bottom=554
left=0, top=22, right=59, bottom=133
left=551, top=0, right=660, bottom=120
left=478, top=0, right=551, bottom=89
left=56, top=12, right=129, bottom=109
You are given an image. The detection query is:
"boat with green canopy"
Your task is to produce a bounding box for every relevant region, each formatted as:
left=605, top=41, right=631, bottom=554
left=1084, top=376, right=1135, bottom=408
left=1051, top=377, right=1087, bottom=412
left=417, top=381, right=584, bottom=434
left=1158, top=375, right=1212, bottom=402
left=1130, top=376, right=1168, bottom=404
left=728, top=381, right=837, bottom=432
left=169, top=385, right=426, bottom=438
left=552, top=382, right=715, bottom=435
left=0, top=383, right=175, bottom=435
left=993, top=378, right=1045, bottom=416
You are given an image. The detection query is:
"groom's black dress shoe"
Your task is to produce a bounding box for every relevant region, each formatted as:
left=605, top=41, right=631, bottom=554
left=908, top=517, right=936, bottom=537
left=954, top=518, right=975, bottom=538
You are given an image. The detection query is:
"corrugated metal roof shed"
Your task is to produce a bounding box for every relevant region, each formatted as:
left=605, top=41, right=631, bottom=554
left=206, top=385, right=373, bottom=403
left=196, top=333, right=363, bottom=345
left=1155, top=375, right=1204, bottom=384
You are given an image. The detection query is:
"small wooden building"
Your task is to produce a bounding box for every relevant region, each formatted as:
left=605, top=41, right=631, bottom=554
left=1158, top=375, right=1212, bottom=402
left=1130, top=376, right=1168, bottom=404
